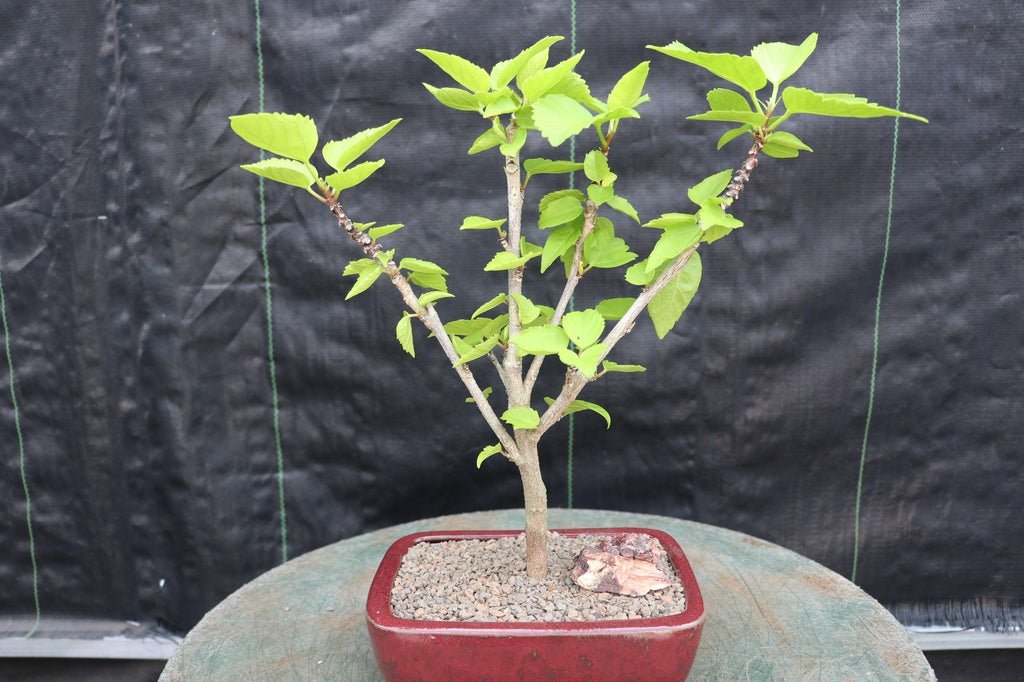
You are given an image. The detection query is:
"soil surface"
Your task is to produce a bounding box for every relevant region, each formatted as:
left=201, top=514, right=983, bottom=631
left=390, top=532, right=686, bottom=622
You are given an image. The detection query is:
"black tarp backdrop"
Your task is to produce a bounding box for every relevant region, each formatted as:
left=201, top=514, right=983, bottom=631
left=0, top=0, right=1021, bottom=635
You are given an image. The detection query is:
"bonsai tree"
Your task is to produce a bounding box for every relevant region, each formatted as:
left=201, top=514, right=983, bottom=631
left=229, top=35, right=924, bottom=579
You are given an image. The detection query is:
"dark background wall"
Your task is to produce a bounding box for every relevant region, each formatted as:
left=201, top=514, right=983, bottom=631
left=0, top=0, right=1021, bottom=637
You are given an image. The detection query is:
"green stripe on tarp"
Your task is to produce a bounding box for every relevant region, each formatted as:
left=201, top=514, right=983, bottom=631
left=253, top=0, right=289, bottom=564
left=0, top=245, right=41, bottom=637
left=565, top=0, right=578, bottom=509
left=853, top=0, right=904, bottom=584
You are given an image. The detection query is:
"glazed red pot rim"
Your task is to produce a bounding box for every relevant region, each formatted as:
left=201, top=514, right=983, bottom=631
left=366, top=527, right=705, bottom=636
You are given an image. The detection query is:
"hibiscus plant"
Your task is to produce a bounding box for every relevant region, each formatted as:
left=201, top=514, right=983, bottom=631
left=230, top=34, right=924, bottom=578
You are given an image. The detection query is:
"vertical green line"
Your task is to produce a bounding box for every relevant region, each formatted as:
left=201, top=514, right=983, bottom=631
left=0, top=246, right=41, bottom=637
left=565, top=0, right=578, bottom=509
left=253, top=0, right=288, bottom=564
left=852, top=0, right=902, bottom=584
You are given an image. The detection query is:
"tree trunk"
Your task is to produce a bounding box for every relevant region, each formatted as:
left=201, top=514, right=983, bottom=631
left=517, top=439, right=549, bottom=579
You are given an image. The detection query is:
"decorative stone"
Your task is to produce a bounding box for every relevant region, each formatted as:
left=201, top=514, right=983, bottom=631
left=571, top=533, right=672, bottom=596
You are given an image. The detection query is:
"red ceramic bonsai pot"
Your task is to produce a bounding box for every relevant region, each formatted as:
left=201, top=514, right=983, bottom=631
left=365, top=527, right=705, bottom=681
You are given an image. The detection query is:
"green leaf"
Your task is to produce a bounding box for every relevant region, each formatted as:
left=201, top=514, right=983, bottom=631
left=484, top=251, right=533, bottom=271
left=761, top=141, right=800, bottom=158
left=476, top=315, right=509, bottom=344
left=501, top=406, right=540, bottom=430
left=549, top=71, right=600, bottom=108
left=499, top=127, right=527, bottom=156
left=540, top=189, right=584, bottom=212
left=367, top=223, right=404, bottom=241
left=418, top=291, right=454, bottom=306
left=445, top=318, right=490, bottom=337
left=698, top=199, right=744, bottom=231
left=750, top=34, right=817, bottom=86
left=423, top=83, right=482, bottom=112
left=510, top=293, right=540, bottom=325
left=590, top=106, right=642, bottom=126
left=625, top=260, right=655, bottom=286
left=688, top=110, right=765, bottom=126
left=466, top=386, right=494, bottom=404
left=523, top=158, right=585, bottom=177
left=322, top=119, right=401, bottom=172
left=230, top=112, right=318, bottom=162
left=517, top=47, right=550, bottom=91
left=324, top=160, right=385, bottom=193
left=602, top=360, right=646, bottom=374
left=647, top=42, right=767, bottom=93
left=541, top=224, right=580, bottom=273
left=538, top=194, right=584, bottom=228
left=409, top=271, right=448, bottom=292
left=649, top=252, right=702, bottom=339
left=544, top=397, right=611, bottom=428
left=644, top=213, right=697, bottom=230
left=608, top=61, right=650, bottom=110
left=587, top=184, right=614, bottom=206
left=509, top=325, right=570, bottom=356
left=532, top=94, right=595, bottom=147
left=596, top=297, right=635, bottom=321
left=702, top=225, right=733, bottom=244
left=583, top=150, right=611, bottom=184
left=460, top=216, right=508, bottom=232
left=583, top=218, right=637, bottom=269
left=646, top=224, right=701, bottom=274
left=472, top=293, right=507, bottom=319
left=417, top=49, right=492, bottom=92
left=454, top=333, right=500, bottom=366
left=716, top=125, right=751, bottom=150
left=688, top=169, right=734, bottom=205
left=782, top=87, right=928, bottom=122
left=476, top=443, right=503, bottom=469
left=707, top=88, right=752, bottom=112
left=343, top=258, right=376, bottom=277
left=483, top=96, right=519, bottom=118
left=399, top=258, right=447, bottom=276
left=240, top=158, right=317, bottom=189
left=396, top=314, right=415, bottom=357
left=492, top=36, right=564, bottom=88
left=521, top=51, right=585, bottom=102
left=468, top=127, right=506, bottom=154
left=346, top=264, right=384, bottom=300
left=561, top=309, right=605, bottom=349
left=606, top=195, right=639, bottom=223
left=766, top=131, right=812, bottom=152
left=557, top=343, right=606, bottom=378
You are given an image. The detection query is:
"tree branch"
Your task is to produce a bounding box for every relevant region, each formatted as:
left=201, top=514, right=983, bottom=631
left=329, top=201, right=521, bottom=462
left=524, top=200, right=598, bottom=395
left=535, top=135, right=767, bottom=437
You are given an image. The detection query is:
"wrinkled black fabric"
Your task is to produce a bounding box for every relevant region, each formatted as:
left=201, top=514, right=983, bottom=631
left=0, top=0, right=1021, bottom=633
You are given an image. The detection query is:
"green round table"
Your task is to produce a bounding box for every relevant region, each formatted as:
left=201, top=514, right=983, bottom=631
left=161, top=509, right=935, bottom=681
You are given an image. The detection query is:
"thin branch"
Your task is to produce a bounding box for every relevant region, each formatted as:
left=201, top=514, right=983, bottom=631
left=536, top=246, right=697, bottom=436
left=524, top=200, right=598, bottom=395
left=329, top=201, right=521, bottom=462
left=488, top=351, right=510, bottom=390
left=536, top=134, right=768, bottom=437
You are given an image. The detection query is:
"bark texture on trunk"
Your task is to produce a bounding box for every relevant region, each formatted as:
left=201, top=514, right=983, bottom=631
left=517, top=440, right=548, bottom=579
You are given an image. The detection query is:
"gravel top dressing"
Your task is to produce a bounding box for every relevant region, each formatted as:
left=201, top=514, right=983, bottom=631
left=390, top=532, right=687, bottom=623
